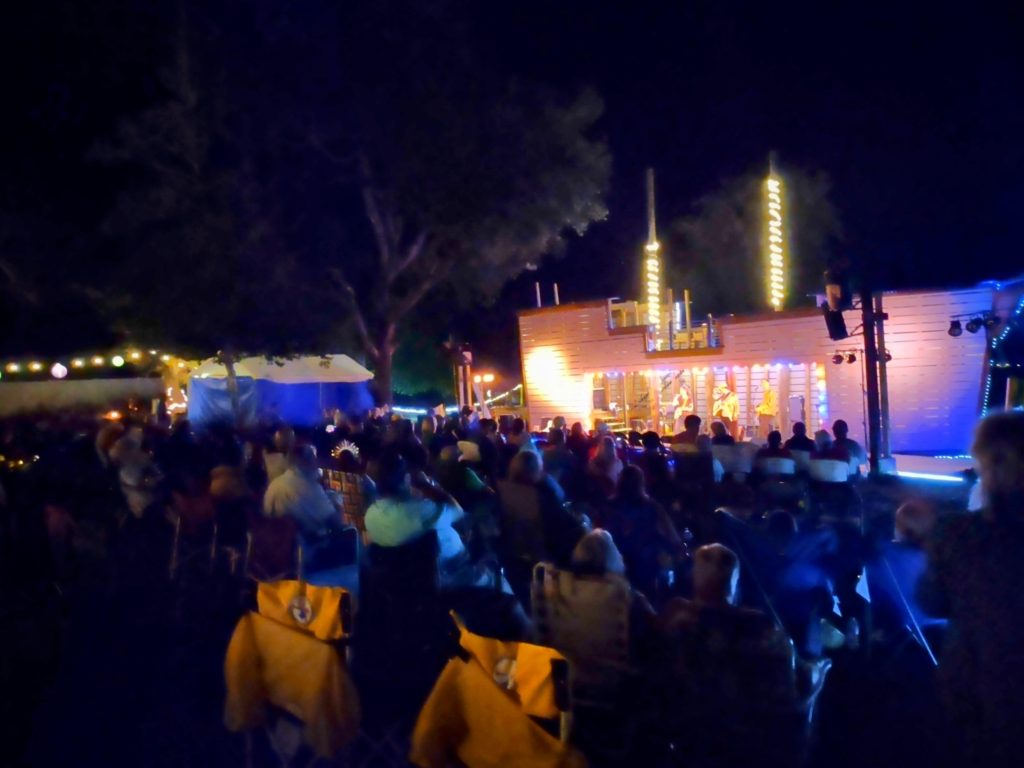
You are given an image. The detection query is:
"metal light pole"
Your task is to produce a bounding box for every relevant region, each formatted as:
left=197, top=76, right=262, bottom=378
left=860, top=287, right=883, bottom=475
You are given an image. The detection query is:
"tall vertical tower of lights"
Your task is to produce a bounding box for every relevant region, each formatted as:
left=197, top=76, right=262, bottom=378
left=644, top=168, right=663, bottom=346
left=765, top=156, right=786, bottom=310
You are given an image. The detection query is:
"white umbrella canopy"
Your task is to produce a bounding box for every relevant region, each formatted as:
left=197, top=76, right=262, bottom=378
left=190, top=354, right=372, bottom=384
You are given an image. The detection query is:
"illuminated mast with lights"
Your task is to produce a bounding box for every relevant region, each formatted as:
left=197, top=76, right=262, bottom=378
left=765, top=154, right=786, bottom=310
left=644, top=168, right=663, bottom=346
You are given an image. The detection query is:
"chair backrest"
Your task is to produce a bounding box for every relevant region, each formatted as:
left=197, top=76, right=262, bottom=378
left=246, top=511, right=299, bottom=582
left=674, top=451, right=714, bottom=482
left=789, top=450, right=812, bottom=471
left=808, top=459, right=849, bottom=483
left=756, top=457, right=796, bottom=476
left=256, top=579, right=353, bottom=642
left=337, top=472, right=370, bottom=532
left=663, top=600, right=796, bottom=711
left=496, top=480, right=548, bottom=565
left=409, top=618, right=585, bottom=767
left=713, top=445, right=752, bottom=475
left=530, top=562, right=632, bottom=696
left=355, top=530, right=447, bottom=714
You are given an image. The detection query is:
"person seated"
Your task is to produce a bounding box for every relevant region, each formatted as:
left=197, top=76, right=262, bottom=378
left=709, top=421, right=736, bottom=446
left=659, top=544, right=779, bottom=666
left=542, top=427, right=577, bottom=487
left=604, top=465, right=684, bottom=599
left=869, top=501, right=944, bottom=648
left=671, top=414, right=702, bottom=449
left=110, top=427, right=162, bottom=519
left=263, top=445, right=347, bottom=563
left=508, top=417, right=532, bottom=449
left=811, top=430, right=850, bottom=462
left=784, top=421, right=816, bottom=453
left=420, top=417, right=441, bottom=458
left=587, top=436, right=623, bottom=498
left=894, top=499, right=937, bottom=548
left=471, top=419, right=501, bottom=482
left=566, top=421, right=593, bottom=464
left=755, top=430, right=792, bottom=461
left=459, top=405, right=481, bottom=435
left=507, top=450, right=585, bottom=567
left=210, top=438, right=252, bottom=503
left=363, top=449, right=469, bottom=575
left=569, top=528, right=656, bottom=654
left=264, top=427, right=295, bottom=483
left=655, top=548, right=782, bottom=684
left=635, top=430, right=675, bottom=505
left=832, top=420, right=865, bottom=465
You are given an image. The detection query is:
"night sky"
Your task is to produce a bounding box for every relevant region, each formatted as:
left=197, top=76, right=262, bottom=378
left=3, top=1, right=1023, bottom=376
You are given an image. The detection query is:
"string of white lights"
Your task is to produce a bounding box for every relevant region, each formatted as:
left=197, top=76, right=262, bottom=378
left=766, top=176, right=785, bottom=310
left=1, top=349, right=185, bottom=380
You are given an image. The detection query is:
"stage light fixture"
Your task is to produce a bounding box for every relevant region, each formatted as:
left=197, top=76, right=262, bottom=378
left=884, top=350, right=893, bottom=362
left=832, top=353, right=844, bottom=365
left=966, top=317, right=983, bottom=334
left=984, top=314, right=999, bottom=329
left=846, top=352, right=857, bottom=364
left=948, top=320, right=962, bottom=337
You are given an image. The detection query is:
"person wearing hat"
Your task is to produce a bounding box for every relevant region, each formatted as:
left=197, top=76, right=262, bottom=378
left=712, top=384, right=740, bottom=439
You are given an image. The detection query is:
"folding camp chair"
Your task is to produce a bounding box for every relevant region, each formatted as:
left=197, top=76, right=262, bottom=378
left=224, top=579, right=359, bottom=766
left=530, top=562, right=639, bottom=761
left=337, top=471, right=372, bottom=543
left=351, top=531, right=447, bottom=765
left=244, top=512, right=300, bottom=583
left=496, top=480, right=550, bottom=603
left=168, top=493, right=217, bottom=582
left=409, top=614, right=585, bottom=768
left=658, top=598, right=830, bottom=768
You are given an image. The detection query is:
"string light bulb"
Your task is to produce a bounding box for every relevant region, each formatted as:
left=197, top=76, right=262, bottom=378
left=765, top=171, right=786, bottom=310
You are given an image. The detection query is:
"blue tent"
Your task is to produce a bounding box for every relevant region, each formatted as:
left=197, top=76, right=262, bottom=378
left=187, top=355, right=374, bottom=426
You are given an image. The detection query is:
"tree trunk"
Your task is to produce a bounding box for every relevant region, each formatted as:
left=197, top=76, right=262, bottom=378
left=372, top=323, right=397, bottom=405
left=222, top=350, right=242, bottom=424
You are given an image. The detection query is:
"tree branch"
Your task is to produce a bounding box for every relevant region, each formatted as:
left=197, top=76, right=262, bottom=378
left=331, top=269, right=380, bottom=360
left=388, top=229, right=429, bottom=284
left=357, top=154, right=394, bottom=268
left=361, top=184, right=393, bottom=268
left=387, top=256, right=454, bottom=324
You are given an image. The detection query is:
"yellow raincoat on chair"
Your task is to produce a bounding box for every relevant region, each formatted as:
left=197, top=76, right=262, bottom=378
left=409, top=619, right=586, bottom=768
left=224, top=581, right=359, bottom=758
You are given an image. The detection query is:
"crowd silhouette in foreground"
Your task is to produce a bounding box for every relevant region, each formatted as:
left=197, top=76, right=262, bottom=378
left=2, top=404, right=1023, bottom=767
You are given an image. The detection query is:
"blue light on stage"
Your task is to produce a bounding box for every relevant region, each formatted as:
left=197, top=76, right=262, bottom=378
left=896, top=470, right=966, bottom=484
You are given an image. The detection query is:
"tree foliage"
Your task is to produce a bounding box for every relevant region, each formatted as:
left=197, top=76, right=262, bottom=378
left=322, top=2, right=611, bottom=401
left=666, top=165, right=843, bottom=316
left=91, top=0, right=610, bottom=406
left=91, top=10, right=331, bottom=362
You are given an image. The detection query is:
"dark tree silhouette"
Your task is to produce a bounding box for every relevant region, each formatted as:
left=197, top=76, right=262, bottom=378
left=666, top=165, right=843, bottom=317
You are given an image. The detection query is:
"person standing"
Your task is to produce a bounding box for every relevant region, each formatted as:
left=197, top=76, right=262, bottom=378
left=918, top=412, right=1024, bottom=766
left=755, top=379, right=778, bottom=438
left=672, top=385, right=694, bottom=434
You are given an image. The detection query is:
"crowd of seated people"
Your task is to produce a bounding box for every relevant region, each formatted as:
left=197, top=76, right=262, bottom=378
left=2, top=403, right=1023, bottom=767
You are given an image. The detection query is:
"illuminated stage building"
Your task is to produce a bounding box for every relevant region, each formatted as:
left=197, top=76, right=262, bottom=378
left=517, top=166, right=1024, bottom=457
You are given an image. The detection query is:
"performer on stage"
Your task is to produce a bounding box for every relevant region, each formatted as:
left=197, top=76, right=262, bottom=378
left=756, top=379, right=779, bottom=438
left=712, top=384, right=740, bottom=439
left=672, top=385, right=694, bottom=434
